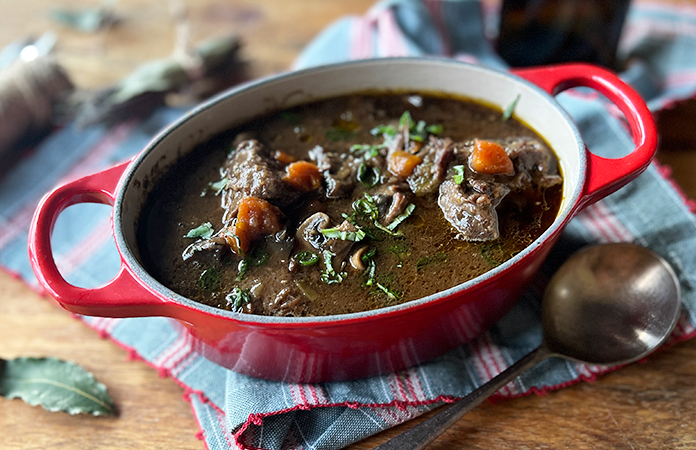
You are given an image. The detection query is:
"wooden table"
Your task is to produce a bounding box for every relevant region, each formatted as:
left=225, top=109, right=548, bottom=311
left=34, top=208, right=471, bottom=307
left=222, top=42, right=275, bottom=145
left=2, top=1, right=696, bottom=448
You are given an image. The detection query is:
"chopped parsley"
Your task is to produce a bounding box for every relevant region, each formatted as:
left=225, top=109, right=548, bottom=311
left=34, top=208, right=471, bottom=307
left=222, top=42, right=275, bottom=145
left=296, top=251, right=319, bottom=266
left=321, top=227, right=367, bottom=242
left=236, top=246, right=270, bottom=281
left=370, top=273, right=402, bottom=302
left=226, top=287, right=251, bottom=312
left=352, top=193, right=380, bottom=221
left=411, top=119, right=443, bottom=142
left=201, top=177, right=229, bottom=196
left=452, top=165, right=465, bottom=185
left=386, top=203, right=415, bottom=231
left=320, top=250, right=347, bottom=284
left=350, top=143, right=385, bottom=159
left=370, top=110, right=444, bottom=143
left=185, top=222, right=214, bottom=239
left=236, top=259, right=248, bottom=281
left=361, top=247, right=377, bottom=285
left=375, top=281, right=401, bottom=302
left=502, top=94, right=521, bottom=122
left=198, top=268, right=220, bottom=291
left=398, top=110, right=413, bottom=128
left=357, top=162, right=381, bottom=187
left=370, top=124, right=397, bottom=138
left=425, top=123, right=444, bottom=135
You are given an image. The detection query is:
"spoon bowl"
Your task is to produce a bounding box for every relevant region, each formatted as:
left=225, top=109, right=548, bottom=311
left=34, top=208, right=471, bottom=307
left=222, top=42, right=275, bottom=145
left=375, top=243, right=682, bottom=450
left=543, top=243, right=681, bottom=365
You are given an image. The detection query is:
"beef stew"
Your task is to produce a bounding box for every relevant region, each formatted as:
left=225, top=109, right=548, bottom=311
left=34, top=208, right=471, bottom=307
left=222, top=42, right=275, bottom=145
left=138, top=92, right=562, bottom=317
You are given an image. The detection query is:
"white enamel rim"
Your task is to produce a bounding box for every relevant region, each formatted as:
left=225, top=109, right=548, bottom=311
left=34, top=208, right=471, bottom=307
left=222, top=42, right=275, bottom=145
left=113, top=57, right=586, bottom=324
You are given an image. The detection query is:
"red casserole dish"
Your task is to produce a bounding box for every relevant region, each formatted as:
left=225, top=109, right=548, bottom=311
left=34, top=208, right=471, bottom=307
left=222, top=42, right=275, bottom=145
left=28, top=59, right=657, bottom=382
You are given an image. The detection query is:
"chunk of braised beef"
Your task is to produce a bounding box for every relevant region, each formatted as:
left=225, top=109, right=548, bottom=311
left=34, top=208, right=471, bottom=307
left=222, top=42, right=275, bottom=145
left=407, top=136, right=454, bottom=196
left=383, top=191, right=410, bottom=224
left=438, top=177, right=510, bottom=241
left=220, top=139, right=299, bottom=224
left=309, top=145, right=359, bottom=198
left=503, top=137, right=562, bottom=190
left=370, top=181, right=410, bottom=219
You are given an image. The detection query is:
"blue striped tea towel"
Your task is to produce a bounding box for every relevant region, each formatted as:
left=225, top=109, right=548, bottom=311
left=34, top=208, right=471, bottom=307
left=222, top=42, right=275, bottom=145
left=2, top=1, right=696, bottom=449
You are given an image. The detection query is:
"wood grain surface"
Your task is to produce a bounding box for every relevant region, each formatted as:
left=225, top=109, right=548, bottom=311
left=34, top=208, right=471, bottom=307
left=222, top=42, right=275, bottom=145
left=2, top=1, right=696, bottom=449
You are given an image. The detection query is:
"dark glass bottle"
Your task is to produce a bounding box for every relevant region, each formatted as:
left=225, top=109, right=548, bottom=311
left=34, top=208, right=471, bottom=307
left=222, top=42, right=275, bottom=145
left=497, top=0, right=631, bottom=69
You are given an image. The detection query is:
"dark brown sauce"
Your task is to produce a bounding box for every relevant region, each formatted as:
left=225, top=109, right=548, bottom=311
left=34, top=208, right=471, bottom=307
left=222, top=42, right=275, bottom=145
left=138, top=93, right=562, bottom=316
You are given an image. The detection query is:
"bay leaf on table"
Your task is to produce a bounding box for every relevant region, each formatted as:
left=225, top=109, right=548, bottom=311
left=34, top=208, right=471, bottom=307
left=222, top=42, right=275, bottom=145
left=0, top=357, right=115, bottom=416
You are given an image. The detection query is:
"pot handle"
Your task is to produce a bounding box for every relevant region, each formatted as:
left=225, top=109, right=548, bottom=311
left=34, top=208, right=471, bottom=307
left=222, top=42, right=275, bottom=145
left=28, top=161, right=176, bottom=318
left=513, top=63, right=658, bottom=208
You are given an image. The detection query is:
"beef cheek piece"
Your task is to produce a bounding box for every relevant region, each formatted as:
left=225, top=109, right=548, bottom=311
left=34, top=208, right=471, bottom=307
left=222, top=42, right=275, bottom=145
left=138, top=93, right=563, bottom=317
left=438, top=138, right=561, bottom=241
left=220, top=139, right=300, bottom=225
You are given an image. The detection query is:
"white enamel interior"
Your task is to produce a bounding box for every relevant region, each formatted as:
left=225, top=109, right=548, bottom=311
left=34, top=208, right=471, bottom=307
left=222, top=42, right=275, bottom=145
left=115, top=58, right=585, bottom=320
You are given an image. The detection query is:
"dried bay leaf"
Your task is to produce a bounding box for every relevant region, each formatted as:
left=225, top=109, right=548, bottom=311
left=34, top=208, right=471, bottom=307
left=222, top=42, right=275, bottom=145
left=109, top=59, right=190, bottom=104
left=0, top=357, right=115, bottom=416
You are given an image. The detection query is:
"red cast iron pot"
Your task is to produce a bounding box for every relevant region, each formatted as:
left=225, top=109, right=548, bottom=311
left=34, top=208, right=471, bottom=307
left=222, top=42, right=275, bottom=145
left=28, top=59, right=657, bottom=382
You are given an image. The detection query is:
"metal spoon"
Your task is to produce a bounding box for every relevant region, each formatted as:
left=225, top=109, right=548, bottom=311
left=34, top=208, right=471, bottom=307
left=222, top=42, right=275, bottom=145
left=375, top=243, right=681, bottom=450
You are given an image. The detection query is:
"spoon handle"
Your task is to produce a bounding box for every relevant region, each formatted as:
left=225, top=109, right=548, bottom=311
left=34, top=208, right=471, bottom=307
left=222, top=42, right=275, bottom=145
left=373, top=346, right=549, bottom=450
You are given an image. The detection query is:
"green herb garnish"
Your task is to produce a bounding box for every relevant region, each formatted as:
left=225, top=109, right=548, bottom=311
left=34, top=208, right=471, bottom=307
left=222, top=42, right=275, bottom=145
left=361, top=247, right=378, bottom=285
left=416, top=252, right=448, bottom=271
left=370, top=124, right=397, bottom=138
left=386, top=203, right=415, bottom=231
left=370, top=273, right=402, bottom=302
left=185, top=222, right=214, bottom=239
left=296, top=251, right=319, bottom=266
left=373, top=221, right=402, bottom=236
left=364, top=259, right=377, bottom=285
left=236, top=259, right=248, bottom=281
left=350, top=143, right=385, bottom=159
left=320, top=250, right=347, bottom=284
left=375, top=282, right=401, bottom=301
left=236, top=247, right=270, bottom=281
left=226, top=287, right=251, bottom=312
left=351, top=194, right=412, bottom=237
left=321, top=227, right=367, bottom=242
left=399, top=110, right=413, bottom=128
left=425, top=123, right=444, bottom=135
left=452, top=165, right=465, bottom=185
left=198, top=267, right=220, bottom=290
left=208, top=177, right=229, bottom=196
left=370, top=111, right=443, bottom=142
left=357, top=162, right=381, bottom=188
left=352, top=193, right=380, bottom=221
left=502, top=94, right=521, bottom=122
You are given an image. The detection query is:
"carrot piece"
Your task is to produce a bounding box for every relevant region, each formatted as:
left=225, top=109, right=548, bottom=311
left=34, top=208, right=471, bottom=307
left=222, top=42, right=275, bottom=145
left=274, top=150, right=297, bottom=165
left=388, top=150, right=422, bottom=177
left=283, top=161, right=322, bottom=191
left=233, top=197, right=281, bottom=254
left=469, top=140, right=514, bottom=175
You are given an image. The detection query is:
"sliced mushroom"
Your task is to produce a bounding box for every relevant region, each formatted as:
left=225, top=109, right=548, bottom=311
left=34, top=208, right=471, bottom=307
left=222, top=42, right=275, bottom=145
left=350, top=246, right=369, bottom=271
